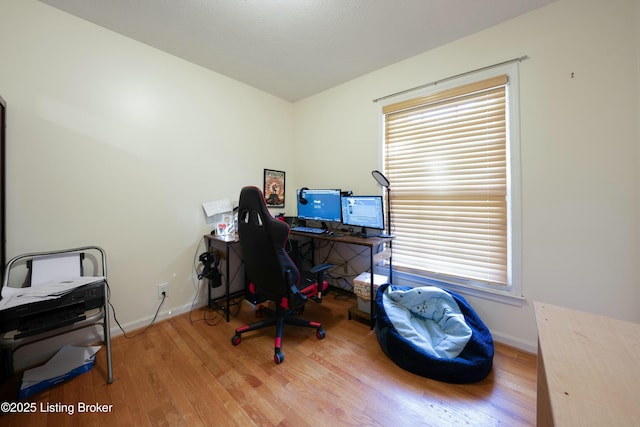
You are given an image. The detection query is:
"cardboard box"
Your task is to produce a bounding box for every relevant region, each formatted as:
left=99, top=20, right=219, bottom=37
left=353, top=272, right=388, bottom=301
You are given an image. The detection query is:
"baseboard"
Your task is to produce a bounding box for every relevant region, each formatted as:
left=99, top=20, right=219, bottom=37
left=109, top=298, right=208, bottom=338
left=491, top=331, right=537, bottom=354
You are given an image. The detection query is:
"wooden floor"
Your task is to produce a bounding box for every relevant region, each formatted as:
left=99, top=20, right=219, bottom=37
left=1, top=292, right=537, bottom=426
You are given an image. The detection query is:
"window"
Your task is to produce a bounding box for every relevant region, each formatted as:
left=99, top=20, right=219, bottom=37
left=381, top=65, right=521, bottom=300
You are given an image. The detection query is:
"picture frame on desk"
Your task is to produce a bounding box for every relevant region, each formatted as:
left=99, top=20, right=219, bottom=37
left=264, top=169, right=285, bottom=208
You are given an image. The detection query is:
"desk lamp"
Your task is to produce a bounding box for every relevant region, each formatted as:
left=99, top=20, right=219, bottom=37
left=371, top=170, right=393, bottom=237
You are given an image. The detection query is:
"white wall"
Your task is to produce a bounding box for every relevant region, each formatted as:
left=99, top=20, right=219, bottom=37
left=0, top=0, right=296, bottom=351
left=1, top=0, right=638, bottom=359
left=294, top=0, right=640, bottom=351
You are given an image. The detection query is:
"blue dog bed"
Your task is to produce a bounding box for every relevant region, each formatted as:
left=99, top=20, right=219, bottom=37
left=375, top=284, right=494, bottom=383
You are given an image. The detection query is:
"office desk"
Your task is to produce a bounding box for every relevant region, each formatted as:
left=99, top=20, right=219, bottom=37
left=204, top=231, right=393, bottom=327
left=203, top=234, right=244, bottom=322
left=289, top=230, right=393, bottom=328
left=534, top=301, right=640, bottom=426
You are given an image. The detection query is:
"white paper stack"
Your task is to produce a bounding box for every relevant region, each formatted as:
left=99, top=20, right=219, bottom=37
left=19, top=345, right=101, bottom=398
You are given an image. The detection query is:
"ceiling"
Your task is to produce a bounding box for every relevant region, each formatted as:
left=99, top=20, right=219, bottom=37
left=38, top=0, right=554, bottom=102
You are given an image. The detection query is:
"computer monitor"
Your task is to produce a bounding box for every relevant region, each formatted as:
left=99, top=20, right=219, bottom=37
left=296, top=188, right=342, bottom=223
left=341, top=195, right=385, bottom=236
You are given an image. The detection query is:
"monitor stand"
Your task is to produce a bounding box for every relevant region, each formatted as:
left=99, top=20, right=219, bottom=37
left=351, top=227, right=380, bottom=238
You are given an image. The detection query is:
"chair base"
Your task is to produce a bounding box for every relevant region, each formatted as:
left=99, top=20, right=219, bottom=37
left=231, top=304, right=325, bottom=364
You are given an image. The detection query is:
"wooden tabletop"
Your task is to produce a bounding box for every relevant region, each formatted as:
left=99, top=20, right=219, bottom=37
left=534, top=301, right=640, bottom=426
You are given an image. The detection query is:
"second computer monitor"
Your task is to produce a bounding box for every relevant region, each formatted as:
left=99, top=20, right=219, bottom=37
left=341, top=195, right=385, bottom=232
left=297, top=188, right=343, bottom=222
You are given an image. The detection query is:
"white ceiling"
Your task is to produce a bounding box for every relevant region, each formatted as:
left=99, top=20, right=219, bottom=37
left=38, top=0, right=554, bottom=102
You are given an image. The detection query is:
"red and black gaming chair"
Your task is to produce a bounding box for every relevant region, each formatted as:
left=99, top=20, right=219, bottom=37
left=231, top=186, right=332, bottom=364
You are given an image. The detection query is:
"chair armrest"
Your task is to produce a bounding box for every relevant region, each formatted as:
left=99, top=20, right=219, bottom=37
left=307, top=263, right=333, bottom=304
left=309, top=263, right=333, bottom=274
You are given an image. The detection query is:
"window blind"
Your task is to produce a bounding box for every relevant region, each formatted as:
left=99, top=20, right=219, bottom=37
left=383, top=75, right=508, bottom=286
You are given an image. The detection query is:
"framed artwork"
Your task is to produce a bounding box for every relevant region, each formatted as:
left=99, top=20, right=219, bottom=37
left=264, top=169, right=285, bottom=208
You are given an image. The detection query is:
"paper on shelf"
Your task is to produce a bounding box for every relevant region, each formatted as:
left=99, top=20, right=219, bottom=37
left=0, top=276, right=105, bottom=311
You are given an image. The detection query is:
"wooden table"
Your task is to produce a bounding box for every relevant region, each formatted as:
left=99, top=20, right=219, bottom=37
left=534, top=301, right=640, bottom=426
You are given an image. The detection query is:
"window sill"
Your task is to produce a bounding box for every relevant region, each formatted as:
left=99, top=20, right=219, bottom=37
left=381, top=268, right=525, bottom=307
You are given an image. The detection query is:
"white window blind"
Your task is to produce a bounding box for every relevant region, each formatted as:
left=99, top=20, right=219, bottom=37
left=383, top=75, right=509, bottom=286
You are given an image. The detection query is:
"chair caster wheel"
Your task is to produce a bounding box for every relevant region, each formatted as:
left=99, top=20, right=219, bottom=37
left=231, top=334, right=241, bottom=346
left=316, top=328, right=326, bottom=340
left=274, top=350, right=285, bottom=364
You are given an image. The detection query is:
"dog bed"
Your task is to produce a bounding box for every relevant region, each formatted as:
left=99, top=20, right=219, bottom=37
left=375, top=283, right=494, bottom=383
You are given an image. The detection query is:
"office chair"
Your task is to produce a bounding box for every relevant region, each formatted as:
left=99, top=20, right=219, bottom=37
left=231, top=186, right=332, bottom=364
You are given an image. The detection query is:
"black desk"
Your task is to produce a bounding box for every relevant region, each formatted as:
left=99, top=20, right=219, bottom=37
left=203, top=234, right=244, bottom=322
left=289, top=230, right=394, bottom=328
left=203, top=231, right=393, bottom=328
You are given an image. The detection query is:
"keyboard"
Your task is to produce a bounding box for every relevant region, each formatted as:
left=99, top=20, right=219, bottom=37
left=291, top=226, right=326, bottom=234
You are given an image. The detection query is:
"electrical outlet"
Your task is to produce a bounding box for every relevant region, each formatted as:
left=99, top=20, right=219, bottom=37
left=157, top=283, right=168, bottom=299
